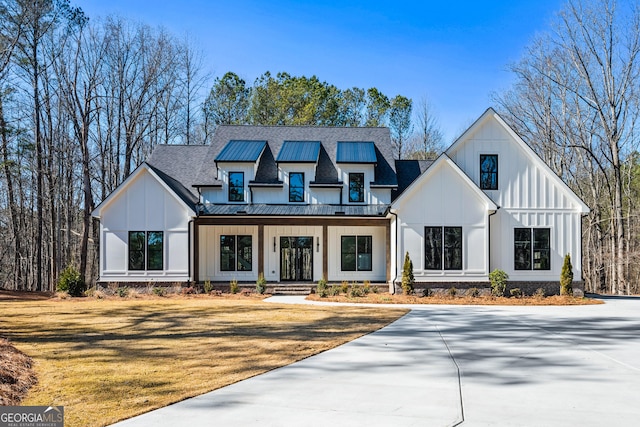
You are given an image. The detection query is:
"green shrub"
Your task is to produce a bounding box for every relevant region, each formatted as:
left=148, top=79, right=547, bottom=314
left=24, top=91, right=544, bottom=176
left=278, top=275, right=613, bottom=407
left=489, top=269, right=509, bottom=296
left=468, top=287, right=480, bottom=298
left=349, top=285, right=365, bottom=298
left=422, top=288, right=432, bottom=297
left=362, top=280, right=371, bottom=295
left=203, top=280, right=214, bottom=294
left=401, top=252, right=415, bottom=295
left=117, top=286, right=129, bottom=298
left=534, top=287, right=546, bottom=298
left=230, top=279, right=239, bottom=294
left=255, top=273, right=267, bottom=294
left=57, top=265, right=86, bottom=297
left=328, top=285, right=340, bottom=296
left=448, top=287, right=457, bottom=297
left=560, top=254, right=573, bottom=295
left=316, top=278, right=328, bottom=298
left=340, top=281, right=349, bottom=294
left=152, top=286, right=165, bottom=297
left=510, top=287, right=522, bottom=298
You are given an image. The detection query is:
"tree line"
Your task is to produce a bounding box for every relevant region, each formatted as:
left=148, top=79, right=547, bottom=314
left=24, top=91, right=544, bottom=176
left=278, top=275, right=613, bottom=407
left=1, top=0, right=637, bottom=294
left=493, top=0, right=640, bottom=294
left=0, top=0, right=441, bottom=291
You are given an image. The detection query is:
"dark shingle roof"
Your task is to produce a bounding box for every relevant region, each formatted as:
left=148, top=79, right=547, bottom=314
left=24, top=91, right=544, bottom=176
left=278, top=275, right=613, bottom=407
left=276, top=141, right=321, bottom=163
left=336, top=141, right=377, bottom=163
left=215, top=140, right=266, bottom=162
left=393, top=159, right=434, bottom=199
left=146, top=145, right=211, bottom=208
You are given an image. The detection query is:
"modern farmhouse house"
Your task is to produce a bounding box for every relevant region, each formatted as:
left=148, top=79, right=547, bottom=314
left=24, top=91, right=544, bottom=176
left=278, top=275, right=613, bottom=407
left=92, top=108, right=589, bottom=293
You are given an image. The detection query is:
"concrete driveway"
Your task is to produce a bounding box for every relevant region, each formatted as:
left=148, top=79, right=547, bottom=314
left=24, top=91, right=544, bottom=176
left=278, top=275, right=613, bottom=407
left=112, top=296, right=640, bottom=426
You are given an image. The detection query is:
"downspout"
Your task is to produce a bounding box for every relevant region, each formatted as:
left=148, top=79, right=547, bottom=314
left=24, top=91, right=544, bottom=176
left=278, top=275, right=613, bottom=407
left=488, top=208, right=499, bottom=277
left=389, top=209, right=399, bottom=294
left=188, top=218, right=194, bottom=284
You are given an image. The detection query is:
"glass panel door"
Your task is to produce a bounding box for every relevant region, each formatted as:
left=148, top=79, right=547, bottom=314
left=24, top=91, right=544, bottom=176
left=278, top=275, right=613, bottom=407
left=280, top=237, right=313, bottom=281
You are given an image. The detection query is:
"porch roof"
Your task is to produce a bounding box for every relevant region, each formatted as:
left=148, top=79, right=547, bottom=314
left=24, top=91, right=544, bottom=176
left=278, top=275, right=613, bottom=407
left=199, top=203, right=389, bottom=217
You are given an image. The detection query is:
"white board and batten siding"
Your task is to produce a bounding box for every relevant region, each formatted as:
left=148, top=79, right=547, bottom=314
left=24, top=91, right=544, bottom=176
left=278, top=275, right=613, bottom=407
left=327, top=226, right=387, bottom=282
left=201, top=163, right=255, bottom=204
left=392, top=158, right=494, bottom=282
left=447, top=110, right=588, bottom=281
left=198, top=226, right=259, bottom=282
left=97, top=166, right=192, bottom=282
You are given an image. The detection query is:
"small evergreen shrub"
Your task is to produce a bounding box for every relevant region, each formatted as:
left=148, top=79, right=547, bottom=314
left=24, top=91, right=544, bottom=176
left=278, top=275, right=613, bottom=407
left=489, top=269, right=509, bottom=296
left=328, top=285, right=340, bottom=296
left=57, top=265, right=86, bottom=297
left=534, top=287, right=546, bottom=298
left=509, top=287, right=522, bottom=298
left=255, top=273, right=267, bottom=295
left=363, top=280, right=371, bottom=295
left=316, top=278, right=328, bottom=298
left=230, top=279, right=239, bottom=294
left=560, top=254, right=573, bottom=295
left=349, top=285, right=365, bottom=298
left=117, top=286, right=129, bottom=298
left=448, top=287, right=457, bottom=297
left=422, top=288, right=432, bottom=297
left=401, top=252, right=415, bottom=295
left=340, top=281, right=349, bottom=294
left=468, top=287, right=480, bottom=298
left=152, top=286, right=165, bottom=297
left=203, top=280, right=214, bottom=294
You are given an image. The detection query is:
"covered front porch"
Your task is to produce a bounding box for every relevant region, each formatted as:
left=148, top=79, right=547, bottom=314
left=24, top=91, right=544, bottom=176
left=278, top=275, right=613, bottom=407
left=193, top=209, right=391, bottom=287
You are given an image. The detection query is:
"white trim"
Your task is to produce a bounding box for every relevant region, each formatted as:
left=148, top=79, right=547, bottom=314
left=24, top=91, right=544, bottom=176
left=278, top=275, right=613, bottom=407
left=92, top=163, right=196, bottom=218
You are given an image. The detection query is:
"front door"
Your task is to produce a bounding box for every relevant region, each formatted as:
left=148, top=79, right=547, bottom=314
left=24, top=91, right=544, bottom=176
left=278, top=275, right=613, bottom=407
left=280, top=237, right=313, bottom=281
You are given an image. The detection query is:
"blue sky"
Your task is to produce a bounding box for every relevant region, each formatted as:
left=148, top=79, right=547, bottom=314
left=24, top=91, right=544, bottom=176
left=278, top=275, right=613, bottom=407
left=75, top=0, right=565, bottom=142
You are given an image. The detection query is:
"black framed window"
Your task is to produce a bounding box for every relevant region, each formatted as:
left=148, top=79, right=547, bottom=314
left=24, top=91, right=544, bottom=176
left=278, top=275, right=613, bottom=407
left=480, top=154, right=498, bottom=190
left=514, top=228, right=550, bottom=270
left=289, top=172, right=304, bottom=202
left=349, top=173, right=364, bottom=202
left=146, top=231, right=164, bottom=270
left=128, top=231, right=145, bottom=270
left=341, top=235, right=372, bottom=271
left=221, top=235, right=252, bottom=271
left=425, top=226, right=462, bottom=270
left=229, top=172, right=244, bottom=202
left=128, top=231, right=163, bottom=271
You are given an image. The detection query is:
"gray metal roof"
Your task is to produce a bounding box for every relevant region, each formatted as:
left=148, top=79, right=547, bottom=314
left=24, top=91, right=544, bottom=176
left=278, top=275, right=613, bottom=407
left=210, top=126, right=397, bottom=187
left=276, top=141, right=321, bottom=163
left=215, top=140, right=266, bottom=162
left=336, top=141, right=377, bottom=163
left=200, top=203, right=389, bottom=217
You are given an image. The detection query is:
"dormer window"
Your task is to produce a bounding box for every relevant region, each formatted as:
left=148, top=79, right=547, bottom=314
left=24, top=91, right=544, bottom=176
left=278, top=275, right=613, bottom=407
left=349, top=173, right=364, bottom=202
left=229, top=172, right=244, bottom=202
left=480, top=154, right=498, bottom=190
left=289, top=172, right=304, bottom=202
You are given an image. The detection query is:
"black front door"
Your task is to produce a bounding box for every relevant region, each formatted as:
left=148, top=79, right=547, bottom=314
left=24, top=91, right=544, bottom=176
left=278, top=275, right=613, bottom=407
left=280, top=237, right=313, bottom=281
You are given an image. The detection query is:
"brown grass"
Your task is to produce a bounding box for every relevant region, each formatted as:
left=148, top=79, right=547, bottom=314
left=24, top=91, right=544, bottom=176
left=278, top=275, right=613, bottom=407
left=0, top=296, right=406, bottom=426
left=307, top=292, right=603, bottom=305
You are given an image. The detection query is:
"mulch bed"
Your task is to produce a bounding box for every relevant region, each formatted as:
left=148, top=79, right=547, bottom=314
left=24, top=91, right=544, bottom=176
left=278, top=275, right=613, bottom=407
left=0, top=338, right=38, bottom=405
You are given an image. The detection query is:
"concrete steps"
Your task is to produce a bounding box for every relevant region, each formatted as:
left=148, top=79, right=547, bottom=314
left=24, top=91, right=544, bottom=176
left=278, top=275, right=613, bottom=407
left=272, top=286, right=313, bottom=295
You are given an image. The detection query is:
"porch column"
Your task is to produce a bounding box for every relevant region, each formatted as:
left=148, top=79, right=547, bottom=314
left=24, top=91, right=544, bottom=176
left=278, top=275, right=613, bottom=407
left=193, top=220, right=199, bottom=283
left=258, top=225, right=264, bottom=276
left=386, top=222, right=391, bottom=282
left=323, top=224, right=328, bottom=280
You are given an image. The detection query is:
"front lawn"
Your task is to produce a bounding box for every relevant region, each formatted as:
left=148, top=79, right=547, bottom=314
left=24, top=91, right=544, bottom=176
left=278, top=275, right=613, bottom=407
left=0, top=296, right=406, bottom=426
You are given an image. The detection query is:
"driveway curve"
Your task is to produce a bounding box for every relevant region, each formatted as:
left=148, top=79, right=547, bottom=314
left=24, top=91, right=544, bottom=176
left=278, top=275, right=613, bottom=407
left=112, top=296, right=640, bottom=427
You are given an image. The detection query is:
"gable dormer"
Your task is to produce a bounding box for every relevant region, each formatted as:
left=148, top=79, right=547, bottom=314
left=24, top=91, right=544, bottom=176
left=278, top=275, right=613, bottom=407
left=336, top=141, right=377, bottom=204
left=275, top=141, right=321, bottom=203
left=214, top=140, right=266, bottom=203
